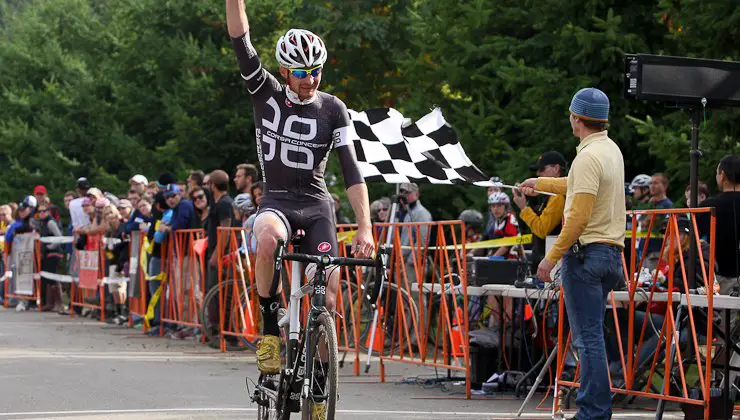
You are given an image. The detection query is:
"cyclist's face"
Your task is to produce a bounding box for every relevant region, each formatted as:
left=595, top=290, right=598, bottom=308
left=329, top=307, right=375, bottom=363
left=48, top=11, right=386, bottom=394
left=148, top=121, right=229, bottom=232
left=490, top=203, right=506, bottom=218
left=281, top=67, right=322, bottom=100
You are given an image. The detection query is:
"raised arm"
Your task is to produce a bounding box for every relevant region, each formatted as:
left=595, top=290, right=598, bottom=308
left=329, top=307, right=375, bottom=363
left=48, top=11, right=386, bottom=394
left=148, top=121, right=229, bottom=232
left=227, top=0, right=280, bottom=96
left=226, top=0, right=249, bottom=38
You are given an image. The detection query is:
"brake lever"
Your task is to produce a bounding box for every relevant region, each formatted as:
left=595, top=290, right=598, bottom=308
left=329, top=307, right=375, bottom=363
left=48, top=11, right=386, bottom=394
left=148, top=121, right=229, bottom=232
left=366, top=246, right=388, bottom=309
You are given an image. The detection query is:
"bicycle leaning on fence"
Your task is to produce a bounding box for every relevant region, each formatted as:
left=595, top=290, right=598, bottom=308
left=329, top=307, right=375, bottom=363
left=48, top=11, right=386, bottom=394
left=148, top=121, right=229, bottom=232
left=248, top=230, right=387, bottom=420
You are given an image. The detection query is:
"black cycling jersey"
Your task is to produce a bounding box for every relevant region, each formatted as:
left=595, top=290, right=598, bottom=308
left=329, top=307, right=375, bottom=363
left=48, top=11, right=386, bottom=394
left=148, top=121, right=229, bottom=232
left=231, top=33, right=364, bottom=202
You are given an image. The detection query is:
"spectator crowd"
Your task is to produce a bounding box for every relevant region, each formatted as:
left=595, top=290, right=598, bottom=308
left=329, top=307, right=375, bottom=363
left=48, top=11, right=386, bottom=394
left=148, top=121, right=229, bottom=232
left=1, top=154, right=739, bottom=345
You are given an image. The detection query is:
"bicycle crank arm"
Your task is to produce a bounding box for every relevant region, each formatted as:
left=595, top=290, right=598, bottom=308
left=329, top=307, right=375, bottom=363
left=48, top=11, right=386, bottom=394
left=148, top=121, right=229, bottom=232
left=277, top=308, right=289, bottom=328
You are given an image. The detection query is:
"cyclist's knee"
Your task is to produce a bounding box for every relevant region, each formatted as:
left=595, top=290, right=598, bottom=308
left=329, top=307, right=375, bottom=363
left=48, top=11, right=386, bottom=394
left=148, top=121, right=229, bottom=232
left=255, top=223, right=287, bottom=260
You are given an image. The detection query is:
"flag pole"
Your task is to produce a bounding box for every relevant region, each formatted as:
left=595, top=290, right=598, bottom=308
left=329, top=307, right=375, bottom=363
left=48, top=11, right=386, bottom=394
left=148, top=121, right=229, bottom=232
left=364, top=183, right=398, bottom=373
left=498, top=183, right=556, bottom=197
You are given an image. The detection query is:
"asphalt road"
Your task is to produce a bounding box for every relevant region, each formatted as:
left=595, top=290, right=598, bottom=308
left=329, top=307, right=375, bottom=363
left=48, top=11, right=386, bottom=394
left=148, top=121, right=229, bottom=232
left=0, top=308, right=680, bottom=419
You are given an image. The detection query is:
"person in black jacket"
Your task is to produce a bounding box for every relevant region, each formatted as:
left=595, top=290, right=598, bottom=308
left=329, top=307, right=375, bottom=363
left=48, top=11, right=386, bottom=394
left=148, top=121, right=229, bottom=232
left=37, top=204, right=63, bottom=312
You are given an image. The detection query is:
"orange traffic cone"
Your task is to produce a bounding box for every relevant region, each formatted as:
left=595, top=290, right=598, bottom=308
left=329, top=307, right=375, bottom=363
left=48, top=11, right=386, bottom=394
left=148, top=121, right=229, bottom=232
left=450, top=307, right=464, bottom=358
left=365, top=307, right=385, bottom=353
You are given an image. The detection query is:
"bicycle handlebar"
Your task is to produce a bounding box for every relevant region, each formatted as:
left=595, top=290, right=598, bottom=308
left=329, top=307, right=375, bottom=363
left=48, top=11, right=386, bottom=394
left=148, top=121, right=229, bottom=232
left=268, top=239, right=388, bottom=306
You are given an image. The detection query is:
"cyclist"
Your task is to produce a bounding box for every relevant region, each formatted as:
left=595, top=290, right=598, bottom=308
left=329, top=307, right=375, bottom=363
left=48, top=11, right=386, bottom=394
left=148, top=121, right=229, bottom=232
left=484, top=192, right=519, bottom=258
left=226, top=0, right=375, bottom=416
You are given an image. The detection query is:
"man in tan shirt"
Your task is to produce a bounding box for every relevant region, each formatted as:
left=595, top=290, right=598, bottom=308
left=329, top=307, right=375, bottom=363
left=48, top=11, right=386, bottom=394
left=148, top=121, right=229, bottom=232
left=521, top=87, right=625, bottom=420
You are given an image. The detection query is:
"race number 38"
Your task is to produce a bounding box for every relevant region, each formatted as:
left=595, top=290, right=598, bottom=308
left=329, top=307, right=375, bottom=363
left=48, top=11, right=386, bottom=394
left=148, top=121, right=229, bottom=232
left=262, top=97, right=316, bottom=170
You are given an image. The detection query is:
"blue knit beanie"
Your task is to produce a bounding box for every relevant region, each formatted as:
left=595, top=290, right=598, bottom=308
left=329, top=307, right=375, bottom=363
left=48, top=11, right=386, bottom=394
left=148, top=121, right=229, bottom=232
left=569, top=87, right=609, bottom=123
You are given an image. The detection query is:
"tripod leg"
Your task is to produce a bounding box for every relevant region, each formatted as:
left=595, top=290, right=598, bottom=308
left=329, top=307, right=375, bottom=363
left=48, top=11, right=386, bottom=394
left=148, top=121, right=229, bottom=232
left=517, top=344, right=558, bottom=417
left=365, top=307, right=380, bottom=373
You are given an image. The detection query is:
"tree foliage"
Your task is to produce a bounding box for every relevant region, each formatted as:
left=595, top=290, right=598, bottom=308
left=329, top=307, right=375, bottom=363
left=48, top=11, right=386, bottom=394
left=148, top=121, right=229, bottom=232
left=0, top=0, right=738, bottom=216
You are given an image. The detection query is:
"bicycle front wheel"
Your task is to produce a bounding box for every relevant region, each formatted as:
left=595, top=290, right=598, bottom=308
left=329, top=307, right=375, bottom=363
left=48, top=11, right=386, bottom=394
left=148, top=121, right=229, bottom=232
left=301, top=311, right=338, bottom=420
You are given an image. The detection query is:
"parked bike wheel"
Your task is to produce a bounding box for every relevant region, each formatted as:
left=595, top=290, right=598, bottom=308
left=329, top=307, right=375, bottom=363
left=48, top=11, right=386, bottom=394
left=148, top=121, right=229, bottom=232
left=343, top=279, right=419, bottom=356
left=302, top=310, right=338, bottom=420
left=199, top=280, right=244, bottom=351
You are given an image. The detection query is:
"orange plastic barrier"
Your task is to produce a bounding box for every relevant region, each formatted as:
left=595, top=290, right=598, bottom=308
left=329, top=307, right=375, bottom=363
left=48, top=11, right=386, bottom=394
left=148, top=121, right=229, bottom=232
left=553, top=208, right=717, bottom=418
left=213, top=224, right=382, bottom=368
left=216, top=227, right=261, bottom=351
left=69, top=234, right=106, bottom=320
left=3, top=233, right=42, bottom=308
left=160, top=229, right=206, bottom=335
left=334, top=223, right=366, bottom=374
left=127, top=231, right=148, bottom=329
left=372, top=220, right=472, bottom=398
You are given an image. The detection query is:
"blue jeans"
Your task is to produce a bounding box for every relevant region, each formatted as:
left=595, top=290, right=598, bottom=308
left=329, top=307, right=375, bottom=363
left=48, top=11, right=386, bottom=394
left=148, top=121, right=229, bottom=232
left=562, top=244, right=623, bottom=420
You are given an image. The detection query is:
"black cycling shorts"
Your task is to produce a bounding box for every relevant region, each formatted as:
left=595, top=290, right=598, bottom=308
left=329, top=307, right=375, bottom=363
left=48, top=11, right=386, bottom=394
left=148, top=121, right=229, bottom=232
left=256, top=198, right=338, bottom=257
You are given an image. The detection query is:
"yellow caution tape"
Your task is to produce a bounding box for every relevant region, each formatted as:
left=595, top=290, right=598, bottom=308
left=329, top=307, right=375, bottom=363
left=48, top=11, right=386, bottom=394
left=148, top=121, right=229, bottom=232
left=625, top=231, right=664, bottom=239
left=337, top=230, right=358, bottom=243
left=144, top=282, right=165, bottom=329
left=459, top=235, right=532, bottom=250
left=337, top=229, right=664, bottom=249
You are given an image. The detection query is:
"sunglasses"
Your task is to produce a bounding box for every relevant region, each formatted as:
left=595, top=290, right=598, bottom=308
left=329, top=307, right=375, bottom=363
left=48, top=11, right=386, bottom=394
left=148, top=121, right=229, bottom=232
left=192, top=194, right=206, bottom=201
left=378, top=208, right=389, bottom=212
left=289, top=65, right=322, bottom=79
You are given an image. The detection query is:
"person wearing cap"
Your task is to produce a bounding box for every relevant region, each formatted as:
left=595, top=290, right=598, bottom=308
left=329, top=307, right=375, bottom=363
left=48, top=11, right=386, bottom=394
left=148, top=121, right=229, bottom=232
left=129, top=174, right=149, bottom=195
left=117, top=199, right=134, bottom=221
left=156, top=172, right=177, bottom=190
left=33, top=185, right=61, bottom=223
left=87, top=187, right=104, bottom=202
left=5, top=196, right=38, bottom=252
left=512, top=152, right=567, bottom=270
left=520, top=87, right=625, bottom=419
left=69, top=178, right=92, bottom=232
left=396, top=182, right=433, bottom=247
left=5, top=196, right=39, bottom=311
left=163, top=184, right=195, bottom=233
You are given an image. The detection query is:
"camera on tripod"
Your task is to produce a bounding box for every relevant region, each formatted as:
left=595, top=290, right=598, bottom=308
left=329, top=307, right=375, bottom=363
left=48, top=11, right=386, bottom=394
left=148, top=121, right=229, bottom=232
left=391, top=194, right=408, bottom=206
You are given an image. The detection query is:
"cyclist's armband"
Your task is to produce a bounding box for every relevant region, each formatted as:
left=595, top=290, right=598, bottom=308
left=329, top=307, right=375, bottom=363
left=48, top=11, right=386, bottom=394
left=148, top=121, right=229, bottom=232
left=333, top=125, right=364, bottom=188
left=231, top=34, right=267, bottom=95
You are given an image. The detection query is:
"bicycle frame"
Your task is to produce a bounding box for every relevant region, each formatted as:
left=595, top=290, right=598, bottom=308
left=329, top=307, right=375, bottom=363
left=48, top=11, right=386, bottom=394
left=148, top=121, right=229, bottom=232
left=257, top=237, right=386, bottom=416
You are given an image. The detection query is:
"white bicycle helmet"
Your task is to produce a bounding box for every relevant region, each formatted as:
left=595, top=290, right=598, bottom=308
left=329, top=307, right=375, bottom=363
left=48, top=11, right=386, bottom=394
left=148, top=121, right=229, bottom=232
left=20, top=195, right=37, bottom=210
left=234, top=193, right=253, bottom=214
left=488, top=192, right=510, bottom=205
left=630, top=174, right=652, bottom=189
left=275, top=28, right=328, bottom=69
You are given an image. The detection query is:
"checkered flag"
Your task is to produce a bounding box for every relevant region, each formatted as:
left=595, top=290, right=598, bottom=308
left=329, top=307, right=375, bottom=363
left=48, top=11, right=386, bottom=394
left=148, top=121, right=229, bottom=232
left=348, top=108, right=490, bottom=184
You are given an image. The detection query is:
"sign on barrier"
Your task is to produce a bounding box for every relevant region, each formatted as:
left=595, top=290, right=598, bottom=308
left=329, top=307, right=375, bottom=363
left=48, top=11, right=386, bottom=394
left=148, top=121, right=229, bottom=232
left=78, top=250, right=100, bottom=290
left=13, top=233, right=36, bottom=295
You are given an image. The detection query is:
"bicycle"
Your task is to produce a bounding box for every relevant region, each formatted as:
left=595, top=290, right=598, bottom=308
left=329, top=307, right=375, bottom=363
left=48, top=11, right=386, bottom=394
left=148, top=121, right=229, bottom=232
left=249, top=230, right=387, bottom=420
